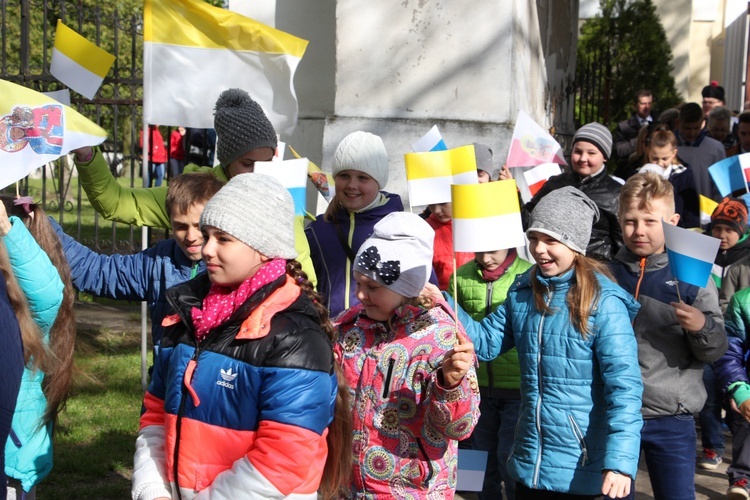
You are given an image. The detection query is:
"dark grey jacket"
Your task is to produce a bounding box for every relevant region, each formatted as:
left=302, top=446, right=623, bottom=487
left=611, top=248, right=727, bottom=418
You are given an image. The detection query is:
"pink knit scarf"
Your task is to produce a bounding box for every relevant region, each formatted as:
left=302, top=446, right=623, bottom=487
left=191, top=259, right=286, bottom=341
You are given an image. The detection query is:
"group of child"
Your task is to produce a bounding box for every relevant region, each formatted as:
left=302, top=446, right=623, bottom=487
left=4, top=84, right=749, bottom=500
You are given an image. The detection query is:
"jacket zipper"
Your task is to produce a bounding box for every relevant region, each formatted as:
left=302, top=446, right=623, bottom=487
left=344, top=211, right=355, bottom=310
left=173, top=335, right=214, bottom=499
left=533, top=286, right=553, bottom=488
left=416, top=437, right=434, bottom=486
left=568, top=415, right=589, bottom=466
left=485, top=281, right=495, bottom=396
left=634, top=257, right=646, bottom=300
left=382, top=357, right=396, bottom=399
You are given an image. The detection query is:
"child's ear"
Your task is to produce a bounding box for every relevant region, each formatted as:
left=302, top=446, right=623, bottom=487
left=666, top=212, right=681, bottom=226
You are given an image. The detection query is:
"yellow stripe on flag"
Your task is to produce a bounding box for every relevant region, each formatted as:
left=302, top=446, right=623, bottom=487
left=452, top=180, right=520, bottom=219
left=700, top=195, right=718, bottom=219
left=404, top=145, right=477, bottom=180
left=53, top=21, right=115, bottom=78
left=145, top=0, right=308, bottom=57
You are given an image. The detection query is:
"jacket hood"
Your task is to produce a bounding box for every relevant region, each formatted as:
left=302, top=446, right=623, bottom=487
left=518, top=264, right=640, bottom=323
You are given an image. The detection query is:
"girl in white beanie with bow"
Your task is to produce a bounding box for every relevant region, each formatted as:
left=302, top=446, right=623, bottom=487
left=305, top=131, right=405, bottom=318
left=132, top=173, right=351, bottom=500
left=334, top=211, right=480, bottom=498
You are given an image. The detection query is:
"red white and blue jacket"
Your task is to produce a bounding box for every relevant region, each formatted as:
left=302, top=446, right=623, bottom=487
left=132, top=274, right=337, bottom=500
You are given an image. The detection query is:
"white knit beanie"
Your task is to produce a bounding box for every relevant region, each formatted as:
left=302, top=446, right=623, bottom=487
left=353, top=212, right=434, bottom=298
left=200, top=173, right=297, bottom=259
left=332, top=131, right=390, bottom=189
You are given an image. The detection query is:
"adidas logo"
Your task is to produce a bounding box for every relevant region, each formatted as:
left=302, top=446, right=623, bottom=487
left=220, top=368, right=237, bottom=382
left=217, top=367, right=237, bottom=390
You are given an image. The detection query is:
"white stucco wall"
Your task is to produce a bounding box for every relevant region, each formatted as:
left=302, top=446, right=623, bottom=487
left=258, top=1, right=577, bottom=212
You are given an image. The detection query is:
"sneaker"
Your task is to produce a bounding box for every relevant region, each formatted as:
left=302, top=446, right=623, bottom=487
left=728, top=478, right=750, bottom=500
left=698, top=448, right=722, bottom=470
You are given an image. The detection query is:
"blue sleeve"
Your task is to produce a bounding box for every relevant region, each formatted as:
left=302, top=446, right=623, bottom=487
left=4, top=216, right=63, bottom=333
left=594, top=295, right=643, bottom=479
left=50, top=216, right=154, bottom=302
left=442, top=291, right=513, bottom=361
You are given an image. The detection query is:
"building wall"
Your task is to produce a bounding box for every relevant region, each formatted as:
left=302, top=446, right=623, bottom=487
left=237, top=1, right=578, bottom=211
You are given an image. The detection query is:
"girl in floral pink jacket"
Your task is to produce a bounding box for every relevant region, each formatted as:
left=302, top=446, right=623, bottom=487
left=334, top=212, right=480, bottom=498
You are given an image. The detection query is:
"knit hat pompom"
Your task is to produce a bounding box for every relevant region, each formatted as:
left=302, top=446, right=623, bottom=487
left=353, top=212, right=434, bottom=298
left=213, top=88, right=277, bottom=167
left=527, top=186, right=600, bottom=255
left=332, top=131, right=390, bottom=189
left=573, top=122, right=613, bottom=160
left=702, top=82, right=725, bottom=101
left=200, top=173, right=297, bottom=260
left=711, top=197, right=748, bottom=237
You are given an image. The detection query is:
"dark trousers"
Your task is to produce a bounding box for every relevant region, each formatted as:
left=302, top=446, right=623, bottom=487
left=515, top=483, right=598, bottom=500
left=727, top=408, right=750, bottom=484
left=623, top=414, right=696, bottom=500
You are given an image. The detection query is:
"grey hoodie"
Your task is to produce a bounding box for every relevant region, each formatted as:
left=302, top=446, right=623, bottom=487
left=611, top=247, right=727, bottom=418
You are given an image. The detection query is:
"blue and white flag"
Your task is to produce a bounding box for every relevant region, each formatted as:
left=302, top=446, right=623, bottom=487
left=708, top=153, right=750, bottom=198
left=662, top=220, right=721, bottom=288
left=411, top=125, right=447, bottom=153
left=456, top=449, right=488, bottom=492
left=254, top=158, right=308, bottom=216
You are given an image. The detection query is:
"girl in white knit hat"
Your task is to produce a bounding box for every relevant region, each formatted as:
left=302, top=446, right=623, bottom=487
left=132, top=173, right=351, bottom=500
left=306, top=131, right=405, bottom=318
left=335, top=211, right=480, bottom=498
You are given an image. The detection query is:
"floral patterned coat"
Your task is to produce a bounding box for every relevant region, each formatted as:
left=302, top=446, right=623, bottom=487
left=334, top=301, right=481, bottom=499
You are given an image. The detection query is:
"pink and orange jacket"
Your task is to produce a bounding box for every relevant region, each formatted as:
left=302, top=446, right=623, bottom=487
left=334, top=301, right=481, bottom=499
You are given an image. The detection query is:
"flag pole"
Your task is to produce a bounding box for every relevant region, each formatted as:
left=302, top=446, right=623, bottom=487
left=674, top=279, right=683, bottom=303
left=140, top=120, right=150, bottom=392
left=452, top=253, right=459, bottom=346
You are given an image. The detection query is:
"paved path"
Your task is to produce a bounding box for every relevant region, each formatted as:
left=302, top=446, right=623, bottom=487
left=456, top=427, right=735, bottom=499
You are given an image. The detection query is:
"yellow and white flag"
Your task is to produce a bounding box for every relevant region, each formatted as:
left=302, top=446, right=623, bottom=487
left=404, top=145, right=478, bottom=206
left=700, top=194, right=719, bottom=227
left=0, top=79, right=107, bottom=189
left=49, top=20, right=115, bottom=100
left=144, top=0, right=308, bottom=133
left=452, top=180, right=525, bottom=252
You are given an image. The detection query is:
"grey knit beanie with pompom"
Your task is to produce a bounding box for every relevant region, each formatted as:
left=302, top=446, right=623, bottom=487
left=213, top=89, right=278, bottom=167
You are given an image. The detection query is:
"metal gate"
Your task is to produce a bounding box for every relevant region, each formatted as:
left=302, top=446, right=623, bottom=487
left=2, top=0, right=159, bottom=253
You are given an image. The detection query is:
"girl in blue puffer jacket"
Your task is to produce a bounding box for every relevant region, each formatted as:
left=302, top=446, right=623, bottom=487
left=430, top=186, right=643, bottom=499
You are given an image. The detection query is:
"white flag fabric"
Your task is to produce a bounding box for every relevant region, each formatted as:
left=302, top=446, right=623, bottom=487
left=0, top=79, right=107, bottom=189
left=49, top=20, right=115, bottom=100
left=143, top=0, right=308, bottom=133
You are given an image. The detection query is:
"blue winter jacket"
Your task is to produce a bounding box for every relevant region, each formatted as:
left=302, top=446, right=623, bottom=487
left=4, top=217, right=64, bottom=491
left=305, top=193, right=403, bottom=317
left=51, top=218, right=203, bottom=347
left=445, top=268, right=643, bottom=495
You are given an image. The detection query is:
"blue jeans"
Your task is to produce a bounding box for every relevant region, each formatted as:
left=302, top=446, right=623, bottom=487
left=469, top=389, right=521, bottom=500
left=624, top=414, right=696, bottom=500
left=143, top=162, right=165, bottom=187
left=699, top=364, right=725, bottom=452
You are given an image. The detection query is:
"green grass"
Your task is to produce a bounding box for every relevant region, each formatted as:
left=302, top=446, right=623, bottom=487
left=2, top=165, right=160, bottom=497
left=43, top=323, right=143, bottom=499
